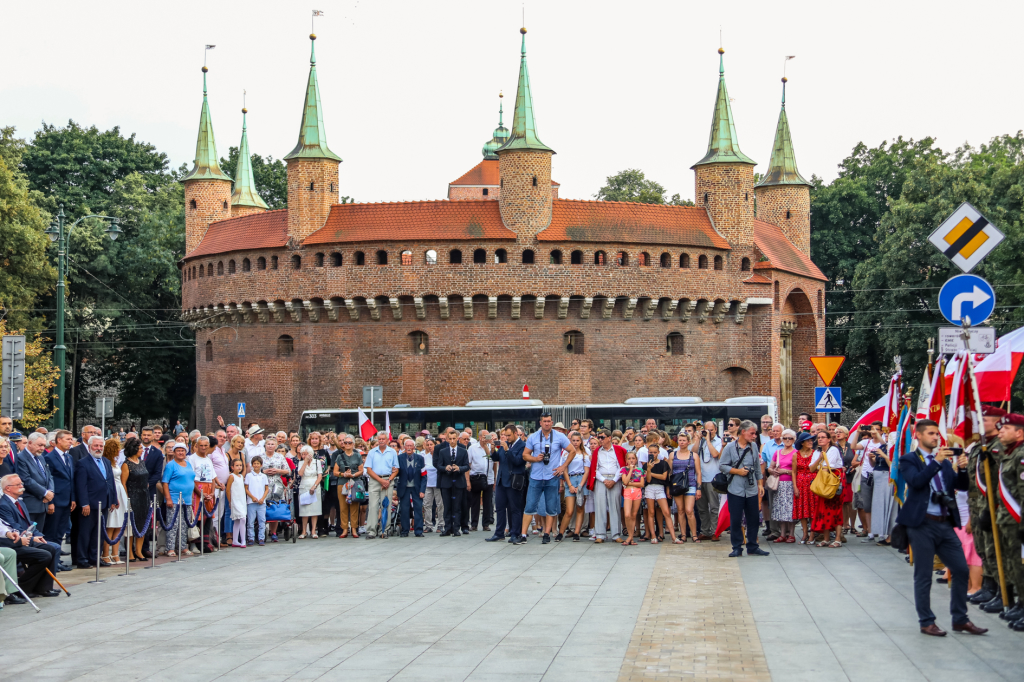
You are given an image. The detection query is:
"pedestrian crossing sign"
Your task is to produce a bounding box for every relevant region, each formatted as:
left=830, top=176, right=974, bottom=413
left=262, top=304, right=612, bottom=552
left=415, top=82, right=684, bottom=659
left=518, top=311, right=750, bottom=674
left=814, top=387, right=842, bottom=413
left=928, top=202, right=1003, bottom=273
left=237, top=402, right=246, bottom=418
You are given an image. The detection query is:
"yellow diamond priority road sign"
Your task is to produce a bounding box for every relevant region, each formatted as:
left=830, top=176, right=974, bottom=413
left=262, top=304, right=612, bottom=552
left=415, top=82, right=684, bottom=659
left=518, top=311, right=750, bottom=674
left=928, top=202, right=1003, bottom=273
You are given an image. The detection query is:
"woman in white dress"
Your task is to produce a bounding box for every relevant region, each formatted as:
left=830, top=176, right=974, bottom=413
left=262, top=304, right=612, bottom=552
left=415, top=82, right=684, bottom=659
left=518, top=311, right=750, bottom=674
left=297, top=444, right=324, bottom=538
left=103, top=439, right=129, bottom=565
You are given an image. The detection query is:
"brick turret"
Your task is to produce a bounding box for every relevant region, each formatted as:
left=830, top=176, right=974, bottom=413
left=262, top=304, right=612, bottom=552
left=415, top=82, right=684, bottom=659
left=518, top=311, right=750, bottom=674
left=182, top=66, right=232, bottom=254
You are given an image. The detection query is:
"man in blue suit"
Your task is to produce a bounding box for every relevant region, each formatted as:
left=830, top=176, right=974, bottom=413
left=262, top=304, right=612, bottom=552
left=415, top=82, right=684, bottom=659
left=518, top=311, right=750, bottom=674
left=897, top=419, right=987, bottom=637
left=43, top=430, right=76, bottom=546
left=488, top=424, right=527, bottom=544
left=16, top=433, right=54, bottom=529
left=72, top=436, right=118, bottom=569
left=395, top=438, right=427, bottom=537
left=0, top=474, right=61, bottom=596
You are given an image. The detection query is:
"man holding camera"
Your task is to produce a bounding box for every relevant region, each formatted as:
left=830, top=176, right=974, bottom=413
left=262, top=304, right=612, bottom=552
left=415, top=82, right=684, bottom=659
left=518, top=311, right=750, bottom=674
left=897, top=419, right=986, bottom=636
left=522, top=413, right=571, bottom=544
left=719, top=421, right=768, bottom=557
left=695, top=421, right=722, bottom=540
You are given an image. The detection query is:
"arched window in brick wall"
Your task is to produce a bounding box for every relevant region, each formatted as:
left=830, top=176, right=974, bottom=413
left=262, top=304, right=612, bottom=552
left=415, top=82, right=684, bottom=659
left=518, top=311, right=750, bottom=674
left=680, top=253, right=690, bottom=268
left=698, top=255, right=708, bottom=269
left=330, top=252, right=342, bottom=266
left=190, top=199, right=197, bottom=210
left=205, top=340, right=212, bottom=362
left=473, top=249, right=486, bottom=264
left=257, top=257, right=266, bottom=270
left=549, top=250, right=562, bottom=264
left=242, top=258, right=250, bottom=272
left=425, top=250, right=437, bottom=265
left=227, top=260, right=236, bottom=274
left=571, top=250, right=583, bottom=265
left=277, top=335, right=294, bottom=357
left=482, top=188, right=489, bottom=196
left=741, top=257, right=750, bottom=272
left=376, top=250, right=388, bottom=265
left=667, top=332, right=684, bottom=355
left=354, top=251, right=365, bottom=266
left=410, top=331, right=429, bottom=355
left=291, top=255, right=301, bottom=270
left=639, top=252, right=650, bottom=266
left=401, top=250, right=412, bottom=266
left=271, top=256, right=279, bottom=269
left=495, top=249, right=507, bottom=264
left=522, top=249, right=535, bottom=264
left=217, top=261, right=224, bottom=276
left=616, top=252, right=629, bottom=266
left=713, top=256, right=723, bottom=270
left=449, top=249, right=463, bottom=264
left=315, top=253, right=324, bottom=267
left=660, top=253, right=671, bottom=268
left=594, top=251, right=606, bottom=265
left=564, top=330, right=584, bottom=355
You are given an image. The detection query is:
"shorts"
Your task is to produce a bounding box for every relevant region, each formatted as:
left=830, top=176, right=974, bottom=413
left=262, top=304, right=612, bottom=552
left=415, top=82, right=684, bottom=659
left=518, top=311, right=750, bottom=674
left=565, top=473, right=586, bottom=498
left=623, top=486, right=642, bottom=501
left=525, top=477, right=561, bottom=516
left=685, top=486, right=697, bottom=496
left=644, top=485, right=667, bottom=500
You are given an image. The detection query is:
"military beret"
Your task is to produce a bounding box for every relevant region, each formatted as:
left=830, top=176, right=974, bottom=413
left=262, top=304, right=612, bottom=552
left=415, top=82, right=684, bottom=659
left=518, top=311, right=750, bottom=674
left=982, top=405, right=1008, bottom=418
left=998, top=413, right=1024, bottom=429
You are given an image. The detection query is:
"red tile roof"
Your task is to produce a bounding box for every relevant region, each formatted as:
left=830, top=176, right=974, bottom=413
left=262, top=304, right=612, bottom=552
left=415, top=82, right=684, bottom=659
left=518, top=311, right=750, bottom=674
left=753, top=219, right=826, bottom=281
left=186, top=209, right=288, bottom=259
left=742, top=273, right=773, bottom=284
left=536, top=199, right=730, bottom=249
left=449, top=159, right=559, bottom=186
left=304, top=200, right=517, bottom=244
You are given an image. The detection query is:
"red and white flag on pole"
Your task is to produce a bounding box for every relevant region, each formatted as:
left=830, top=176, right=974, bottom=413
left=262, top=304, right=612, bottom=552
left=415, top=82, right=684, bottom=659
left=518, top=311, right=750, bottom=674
left=927, top=359, right=947, bottom=445
left=851, top=393, right=889, bottom=434
left=385, top=411, right=391, bottom=443
left=882, top=372, right=903, bottom=433
left=916, top=365, right=932, bottom=421
left=358, top=408, right=377, bottom=441
left=947, top=351, right=978, bottom=444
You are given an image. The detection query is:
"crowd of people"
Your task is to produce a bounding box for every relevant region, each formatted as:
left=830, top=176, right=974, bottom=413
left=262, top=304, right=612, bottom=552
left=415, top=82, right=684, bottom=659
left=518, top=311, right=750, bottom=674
left=1, top=407, right=1023, bottom=638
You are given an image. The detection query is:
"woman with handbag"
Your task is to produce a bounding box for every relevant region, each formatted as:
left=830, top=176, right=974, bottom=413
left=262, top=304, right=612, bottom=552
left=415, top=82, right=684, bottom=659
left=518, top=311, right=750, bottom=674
left=296, top=445, right=324, bottom=538
left=836, top=426, right=857, bottom=536
left=793, top=432, right=816, bottom=544
left=768, top=429, right=798, bottom=543
left=809, top=431, right=845, bottom=548
left=262, top=444, right=291, bottom=542
left=669, top=433, right=701, bottom=542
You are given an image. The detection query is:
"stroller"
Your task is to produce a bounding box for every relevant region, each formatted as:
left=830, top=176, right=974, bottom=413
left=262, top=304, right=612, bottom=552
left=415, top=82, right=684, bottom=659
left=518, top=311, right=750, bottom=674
left=380, top=494, right=401, bottom=539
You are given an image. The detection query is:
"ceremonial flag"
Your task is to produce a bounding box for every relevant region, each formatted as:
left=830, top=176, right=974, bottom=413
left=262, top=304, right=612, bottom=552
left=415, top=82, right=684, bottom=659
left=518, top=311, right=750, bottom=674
left=851, top=393, right=889, bottom=434
left=971, top=326, right=1024, bottom=402
left=916, top=365, right=932, bottom=421
left=385, top=411, right=391, bottom=443
left=882, top=372, right=902, bottom=433
left=890, top=403, right=911, bottom=505
left=927, top=359, right=947, bottom=445
left=948, top=351, right=978, bottom=444
left=358, top=408, right=377, bottom=441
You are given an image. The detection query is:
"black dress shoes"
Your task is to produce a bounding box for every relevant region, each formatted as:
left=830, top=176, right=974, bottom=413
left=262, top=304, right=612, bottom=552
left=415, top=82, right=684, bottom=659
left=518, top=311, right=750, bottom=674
left=439, top=531, right=451, bottom=537
left=969, top=588, right=994, bottom=604
left=4, top=594, right=27, bottom=605
left=485, top=535, right=505, bottom=542
left=981, top=595, right=1004, bottom=613
left=999, top=602, right=1024, bottom=621
left=453, top=530, right=462, bottom=537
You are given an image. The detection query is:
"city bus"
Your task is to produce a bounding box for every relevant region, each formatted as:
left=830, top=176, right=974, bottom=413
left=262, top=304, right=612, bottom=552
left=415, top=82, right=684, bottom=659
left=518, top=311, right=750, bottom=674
left=299, top=396, right=777, bottom=440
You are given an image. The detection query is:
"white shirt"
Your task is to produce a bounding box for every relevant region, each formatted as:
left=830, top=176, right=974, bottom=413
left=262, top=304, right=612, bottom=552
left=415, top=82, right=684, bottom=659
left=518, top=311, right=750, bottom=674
left=594, top=447, right=621, bottom=482
left=467, top=443, right=489, bottom=476
left=697, top=436, right=723, bottom=478
left=810, top=446, right=843, bottom=469
left=422, top=452, right=438, bottom=488
left=637, top=447, right=667, bottom=464
left=244, top=472, right=268, bottom=501
left=859, top=438, right=883, bottom=476
left=561, top=448, right=590, bottom=475
left=243, top=442, right=265, bottom=465
left=188, top=454, right=216, bottom=483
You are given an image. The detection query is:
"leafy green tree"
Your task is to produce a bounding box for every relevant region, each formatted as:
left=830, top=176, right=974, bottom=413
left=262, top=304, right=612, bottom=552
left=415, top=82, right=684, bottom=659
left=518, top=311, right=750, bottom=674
left=595, top=168, right=691, bottom=205
left=219, top=147, right=288, bottom=209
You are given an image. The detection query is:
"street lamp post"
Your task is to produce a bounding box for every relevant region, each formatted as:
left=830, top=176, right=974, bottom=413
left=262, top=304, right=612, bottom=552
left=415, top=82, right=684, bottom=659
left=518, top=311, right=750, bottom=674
left=46, top=204, right=122, bottom=430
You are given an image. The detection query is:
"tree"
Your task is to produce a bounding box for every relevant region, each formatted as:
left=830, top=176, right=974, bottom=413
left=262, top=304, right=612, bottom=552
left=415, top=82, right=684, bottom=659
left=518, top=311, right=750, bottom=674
left=0, top=318, right=59, bottom=429
left=595, top=168, right=691, bottom=205
left=219, top=147, right=288, bottom=209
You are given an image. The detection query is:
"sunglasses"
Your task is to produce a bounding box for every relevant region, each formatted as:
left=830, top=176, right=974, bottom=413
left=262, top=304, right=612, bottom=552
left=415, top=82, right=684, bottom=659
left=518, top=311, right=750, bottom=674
left=782, top=436, right=795, bottom=441
left=597, top=435, right=607, bottom=440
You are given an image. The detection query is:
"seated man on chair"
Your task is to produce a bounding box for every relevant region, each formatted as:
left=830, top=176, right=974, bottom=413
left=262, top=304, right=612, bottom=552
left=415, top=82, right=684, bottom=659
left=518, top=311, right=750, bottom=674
left=0, top=475, right=61, bottom=597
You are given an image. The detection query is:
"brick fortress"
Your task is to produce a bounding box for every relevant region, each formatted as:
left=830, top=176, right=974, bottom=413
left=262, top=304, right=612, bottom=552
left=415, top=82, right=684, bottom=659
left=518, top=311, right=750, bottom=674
left=180, top=28, right=826, bottom=432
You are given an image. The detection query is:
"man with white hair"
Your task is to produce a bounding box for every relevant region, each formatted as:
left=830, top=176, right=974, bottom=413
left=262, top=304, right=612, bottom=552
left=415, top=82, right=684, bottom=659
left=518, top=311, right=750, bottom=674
left=15, top=432, right=54, bottom=529
left=72, top=435, right=118, bottom=568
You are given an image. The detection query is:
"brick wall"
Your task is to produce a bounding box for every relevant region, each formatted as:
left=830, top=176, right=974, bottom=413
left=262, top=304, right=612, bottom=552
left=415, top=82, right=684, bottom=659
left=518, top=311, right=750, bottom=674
left=498, top=149, right=553, bottom=241
left=447, top=185, right=558, bottom=202
left=694, top=163, right=755, bottom=247
left=755, top=185, right=811, bottom=255
left=286, top=158, right=340, bottom=243
left=184, top=179, right=232, bottom=254
left=229, top=204, right=267, bottom=220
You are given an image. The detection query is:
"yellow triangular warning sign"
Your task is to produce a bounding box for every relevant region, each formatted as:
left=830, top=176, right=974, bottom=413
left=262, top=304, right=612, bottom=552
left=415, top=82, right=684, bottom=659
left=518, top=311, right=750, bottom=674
left=810, top=356, right=846, bottom=386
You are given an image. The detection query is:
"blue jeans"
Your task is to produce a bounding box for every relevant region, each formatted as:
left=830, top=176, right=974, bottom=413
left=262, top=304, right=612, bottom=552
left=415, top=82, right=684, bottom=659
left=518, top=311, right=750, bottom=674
left=247, top=502, right=266, bottom=542
left=524, top=477, right=560, bottom=516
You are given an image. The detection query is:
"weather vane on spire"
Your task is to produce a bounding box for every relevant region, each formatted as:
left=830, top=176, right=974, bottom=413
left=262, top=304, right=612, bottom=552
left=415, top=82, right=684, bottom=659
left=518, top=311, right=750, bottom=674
left=783, top=55, right=796, bottom=78
left=312, top=9, right=324, bottom=33
left=204, top=44, right=215, bottom=67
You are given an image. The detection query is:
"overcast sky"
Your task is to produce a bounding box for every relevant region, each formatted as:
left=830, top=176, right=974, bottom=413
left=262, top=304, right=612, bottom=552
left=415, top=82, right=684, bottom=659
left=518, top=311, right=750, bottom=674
left=3, top=1, right=1021, bottom=204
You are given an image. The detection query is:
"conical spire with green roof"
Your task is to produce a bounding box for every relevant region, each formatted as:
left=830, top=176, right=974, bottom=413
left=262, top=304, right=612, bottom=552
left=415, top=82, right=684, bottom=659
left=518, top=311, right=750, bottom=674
left=497, top=28, right=554, bottom=154
left=692, top=49, right=755, bottom=168
left=182, top=66, right=232, bottom=182
left=231, top=108, right=269, bottom=209
left=756, top=78, right=810, bottom=187
left=284, top=34, right=342, bottom=161
left=482, top=92, right=510, bottom=159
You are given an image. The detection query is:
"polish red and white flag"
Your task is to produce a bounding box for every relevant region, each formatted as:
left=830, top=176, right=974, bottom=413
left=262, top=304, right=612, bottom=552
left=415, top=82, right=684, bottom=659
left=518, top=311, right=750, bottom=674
left=358, top=408, right=377, bottom=441
left=851, top=393, right=889, bottom=434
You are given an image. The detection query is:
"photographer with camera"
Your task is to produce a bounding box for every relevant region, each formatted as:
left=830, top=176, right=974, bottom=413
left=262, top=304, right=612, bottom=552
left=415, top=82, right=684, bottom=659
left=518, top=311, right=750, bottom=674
left=897, top=419, right=986, bottom=637
left=521, top=414, right=571, bottom=544
left=694, top=421, right=722, bottom=541
left=718, top=421, right=768, bottom=557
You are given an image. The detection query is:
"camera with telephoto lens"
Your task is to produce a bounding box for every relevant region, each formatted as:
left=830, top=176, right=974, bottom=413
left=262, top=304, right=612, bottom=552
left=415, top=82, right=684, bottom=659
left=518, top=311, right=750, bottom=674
left=543, top=443, right=551, bottom=465
left=931, top=489, right=958, bottom=521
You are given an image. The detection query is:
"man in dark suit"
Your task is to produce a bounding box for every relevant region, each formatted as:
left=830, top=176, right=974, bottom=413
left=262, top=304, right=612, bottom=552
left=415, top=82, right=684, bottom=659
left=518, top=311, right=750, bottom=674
left=0, top=474, right=61, bottom=597
left=395, top=438, right=427, bottom=537
left=139, top=426, right=164, bottom=558
left=67, top=424, right=100, bottom=557
left=72, top=436, right=117, bottom=569
left=43, top=430, right=76, bottom=546
left=488, top=424, right=527, bottom=544
left=897, top=419, right=987, bottom=637
left=15, top=432, right=54, bottom=529
left=0, top=416, right=17, bottom=478
left=435, top=429, right=469, bottom=537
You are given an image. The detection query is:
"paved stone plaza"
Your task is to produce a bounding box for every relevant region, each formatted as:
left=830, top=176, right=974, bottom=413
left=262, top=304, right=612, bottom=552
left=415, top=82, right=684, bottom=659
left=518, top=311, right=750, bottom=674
left=1, top=534, right=1020, bottom=681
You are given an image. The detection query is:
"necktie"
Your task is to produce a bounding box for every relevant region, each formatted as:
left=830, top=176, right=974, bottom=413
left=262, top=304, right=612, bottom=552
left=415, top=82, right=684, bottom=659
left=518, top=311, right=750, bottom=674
left=15, top=500, right=27, bottom=521
left=35, top=455, right=45, bottom=477
left=97, top=458, right=107, bottom=479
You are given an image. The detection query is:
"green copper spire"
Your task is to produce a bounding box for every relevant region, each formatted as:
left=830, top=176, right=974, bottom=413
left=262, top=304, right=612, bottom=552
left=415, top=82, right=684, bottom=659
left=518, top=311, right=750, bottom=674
left=482, top=92, right=510, bottom=159
left=756, top=77, right=810, bottom=187
left=182, top=66, right=232, bottom=182
left=283, top=34, right=341, bottom=162
left=497, top=28, right=554, bottom=154
left=231, top=108, right=269, bottom=209
left=692, top=48, right=755, bottom=168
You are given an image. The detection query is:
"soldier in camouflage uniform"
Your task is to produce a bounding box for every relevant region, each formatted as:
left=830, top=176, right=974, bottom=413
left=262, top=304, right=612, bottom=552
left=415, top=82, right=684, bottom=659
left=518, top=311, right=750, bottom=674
left=966, top=406, right=1005, bottom=607
left=994, top=414, right=1024, bottom=627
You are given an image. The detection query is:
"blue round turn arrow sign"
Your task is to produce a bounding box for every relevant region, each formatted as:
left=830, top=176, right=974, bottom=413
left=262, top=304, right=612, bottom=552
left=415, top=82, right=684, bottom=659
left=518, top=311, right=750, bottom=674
left=938, top=274, right=995, bottom=326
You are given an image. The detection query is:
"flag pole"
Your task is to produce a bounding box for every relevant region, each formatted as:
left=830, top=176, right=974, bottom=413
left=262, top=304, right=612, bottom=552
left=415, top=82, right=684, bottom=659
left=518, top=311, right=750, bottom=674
left=961, top=319, right=1010, bottom=611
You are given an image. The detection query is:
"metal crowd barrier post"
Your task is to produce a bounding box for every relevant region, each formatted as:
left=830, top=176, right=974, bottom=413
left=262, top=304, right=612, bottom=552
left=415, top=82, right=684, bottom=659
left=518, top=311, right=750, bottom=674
left=145, top=494, right=158, bottom=570
left=88, top=501, right=104, bottom=584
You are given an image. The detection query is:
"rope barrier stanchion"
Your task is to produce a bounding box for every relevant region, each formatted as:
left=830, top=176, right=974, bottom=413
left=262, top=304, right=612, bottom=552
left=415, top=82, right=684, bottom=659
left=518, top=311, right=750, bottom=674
left=145, top=495, right=159, bottom=570
left=198, top=498, right=204, bottom=559
left=119, top=498, right=135, bottom=578
left=176, top=493, right=183, bottom=562
left=88, top=501, right=105, bottom=584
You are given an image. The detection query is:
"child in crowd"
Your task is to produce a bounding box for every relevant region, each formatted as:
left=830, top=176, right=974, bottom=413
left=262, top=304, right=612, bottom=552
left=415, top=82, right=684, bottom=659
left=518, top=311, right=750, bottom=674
left=226, top=458, right=247, bottom=547
left=245, top=456, right=269, bottom=546
left=620, top=452, right=644, bottom=546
